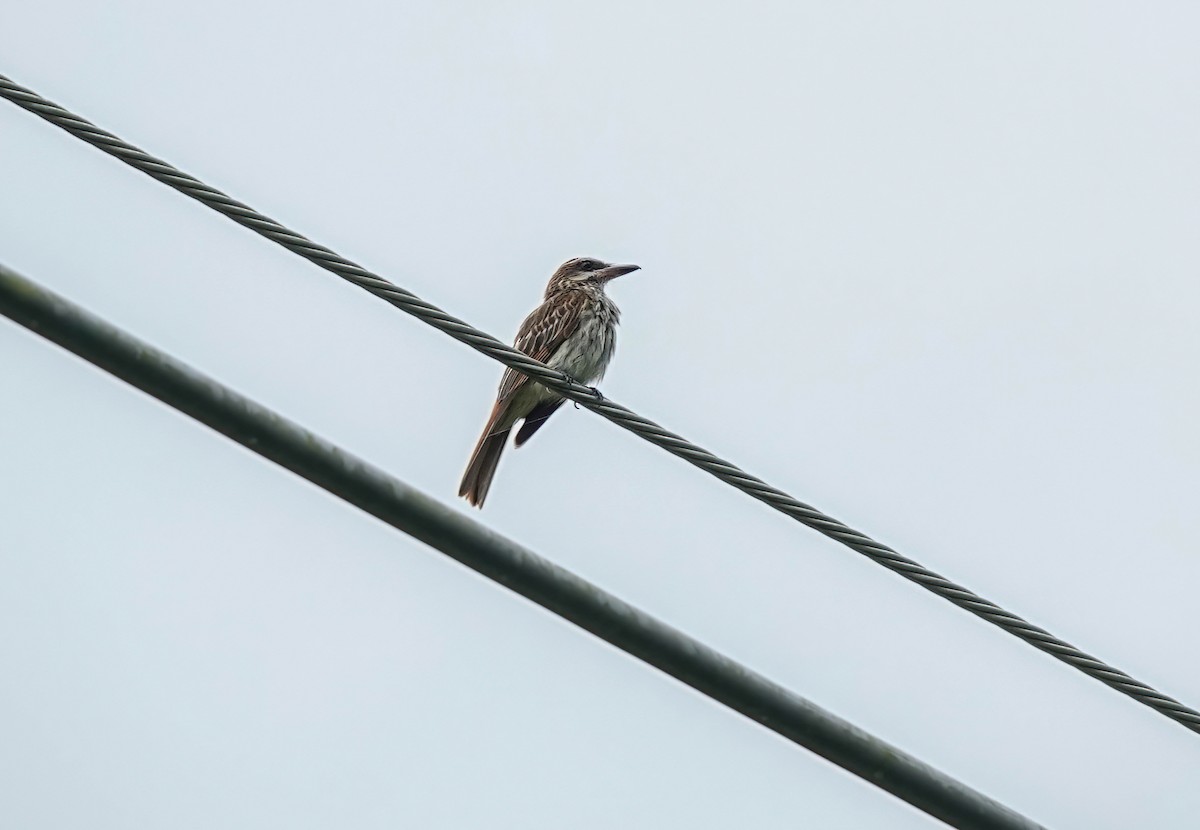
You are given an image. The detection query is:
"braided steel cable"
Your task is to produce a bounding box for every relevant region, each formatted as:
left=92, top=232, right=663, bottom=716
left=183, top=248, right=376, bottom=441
left=3, top=72, right=1197, bottom=734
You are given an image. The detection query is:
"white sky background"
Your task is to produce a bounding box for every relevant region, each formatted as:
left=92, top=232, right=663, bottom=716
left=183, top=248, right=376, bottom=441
left=2, top=2, right=1198, bottom=827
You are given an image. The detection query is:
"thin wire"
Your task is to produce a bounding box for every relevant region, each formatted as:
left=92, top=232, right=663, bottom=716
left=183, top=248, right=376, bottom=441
left=2, top=72, right=1196, bottom=735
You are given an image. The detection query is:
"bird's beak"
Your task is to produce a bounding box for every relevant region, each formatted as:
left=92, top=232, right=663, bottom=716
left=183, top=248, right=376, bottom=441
left=597, top=263, right=640, bottom=283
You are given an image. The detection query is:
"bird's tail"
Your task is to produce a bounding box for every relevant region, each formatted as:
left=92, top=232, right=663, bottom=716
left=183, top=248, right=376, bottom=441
left=459, top=404, right=511, bottom=508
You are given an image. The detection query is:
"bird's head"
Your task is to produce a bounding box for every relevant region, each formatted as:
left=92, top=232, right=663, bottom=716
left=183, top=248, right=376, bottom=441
left=545, top=257, right=640, bottom=297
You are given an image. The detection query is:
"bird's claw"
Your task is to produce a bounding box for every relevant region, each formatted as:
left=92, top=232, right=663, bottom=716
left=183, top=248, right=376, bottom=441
left=573, top=386, right=603, bottom=409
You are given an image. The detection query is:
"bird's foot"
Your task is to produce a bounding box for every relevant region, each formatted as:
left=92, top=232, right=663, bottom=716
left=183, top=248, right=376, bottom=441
left=573, top=386, right=603, bottom=409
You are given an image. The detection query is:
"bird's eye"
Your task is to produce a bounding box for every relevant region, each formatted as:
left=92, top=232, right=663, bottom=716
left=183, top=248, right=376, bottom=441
left=578, top=259, right=601, bottom=271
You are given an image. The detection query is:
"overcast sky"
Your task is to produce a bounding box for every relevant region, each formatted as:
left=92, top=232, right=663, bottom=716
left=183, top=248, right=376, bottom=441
left=3, top=2, right=1199, bottom=828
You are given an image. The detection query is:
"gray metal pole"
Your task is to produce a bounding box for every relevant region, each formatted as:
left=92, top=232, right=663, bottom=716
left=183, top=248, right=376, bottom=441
left=0, top=262, right=1045, bottom=830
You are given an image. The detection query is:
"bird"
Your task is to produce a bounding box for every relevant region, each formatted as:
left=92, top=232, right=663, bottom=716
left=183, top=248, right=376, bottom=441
left=459, top=256, right=640, bottom=507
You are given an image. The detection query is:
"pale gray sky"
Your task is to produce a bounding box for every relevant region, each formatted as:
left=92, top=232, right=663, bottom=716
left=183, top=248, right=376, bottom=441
left=2, top=2, right=1198, bottom=828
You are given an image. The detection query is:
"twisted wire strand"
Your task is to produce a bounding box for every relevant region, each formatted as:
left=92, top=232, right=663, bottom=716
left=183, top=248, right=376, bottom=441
left=3, top=72, right=1196, bottom=733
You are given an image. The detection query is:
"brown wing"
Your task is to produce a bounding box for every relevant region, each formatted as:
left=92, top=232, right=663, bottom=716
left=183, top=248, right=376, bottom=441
left=497, top=291, right=585, bottom=403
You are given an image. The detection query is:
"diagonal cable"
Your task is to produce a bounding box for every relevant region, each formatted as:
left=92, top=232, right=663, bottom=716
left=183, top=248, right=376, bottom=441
left=2, top=71, right=1196, bottom=735
left=0, top=261, right=1046, bottom=830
